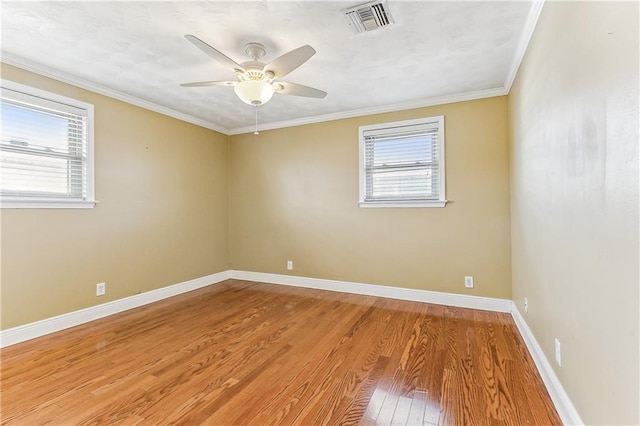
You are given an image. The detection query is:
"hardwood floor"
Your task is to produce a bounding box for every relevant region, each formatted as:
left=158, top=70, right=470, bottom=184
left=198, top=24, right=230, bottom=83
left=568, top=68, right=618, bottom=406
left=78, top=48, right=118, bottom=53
left=0, top=280, right=561, bottom=425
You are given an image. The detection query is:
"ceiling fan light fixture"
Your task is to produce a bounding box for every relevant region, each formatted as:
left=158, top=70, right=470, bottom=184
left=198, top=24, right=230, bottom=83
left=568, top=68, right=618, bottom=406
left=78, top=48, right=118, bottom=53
left=234, top=80, right=275, bottom=105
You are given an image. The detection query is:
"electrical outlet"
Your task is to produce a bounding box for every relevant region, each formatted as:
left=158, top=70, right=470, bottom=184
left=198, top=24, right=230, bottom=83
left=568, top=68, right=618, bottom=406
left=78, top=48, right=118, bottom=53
left=524, top=297, right=528, bottom=313
left=464, top=276, right=474, bottom=288
left=555, top=338, right=562, bottom=366
left=286, top=260, right=293, bottom=271
left=96, top=282, right=106, bottom=296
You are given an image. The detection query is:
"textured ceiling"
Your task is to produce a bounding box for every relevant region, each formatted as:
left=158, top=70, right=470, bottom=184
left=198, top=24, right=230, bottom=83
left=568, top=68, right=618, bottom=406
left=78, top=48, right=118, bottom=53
left=1, top=1, right=535, bottom=134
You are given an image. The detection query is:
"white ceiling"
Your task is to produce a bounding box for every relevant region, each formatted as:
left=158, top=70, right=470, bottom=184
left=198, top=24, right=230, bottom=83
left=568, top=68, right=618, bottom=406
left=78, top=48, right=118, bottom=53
left=1, top=1, right=538, bottom=134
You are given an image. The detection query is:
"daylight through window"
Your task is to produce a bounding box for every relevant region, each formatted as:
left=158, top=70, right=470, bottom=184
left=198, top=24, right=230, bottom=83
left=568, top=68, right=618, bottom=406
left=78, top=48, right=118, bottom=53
left=1, top=81, right=95, bottom=208
left=359, top=116, right=446, bottom=207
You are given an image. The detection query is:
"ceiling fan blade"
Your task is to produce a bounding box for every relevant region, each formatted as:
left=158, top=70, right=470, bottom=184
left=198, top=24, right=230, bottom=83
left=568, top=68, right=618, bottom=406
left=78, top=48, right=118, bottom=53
left=180, top=81, right=237, bottom=87
left=274, top=82, right=327, bottom=98
left=263, top=45, right=316, bottom=79
left=184, top=35, right=245, bottom=73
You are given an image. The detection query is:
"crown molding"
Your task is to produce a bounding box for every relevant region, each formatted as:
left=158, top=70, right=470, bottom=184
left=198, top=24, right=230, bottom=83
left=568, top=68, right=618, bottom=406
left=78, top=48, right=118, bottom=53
left=504, top=0, right=546, bottom=92
left=0, top=53, right=230, bottom=135
left=228, top=86, right=509, bottom=135
left=3, top=0, right=542, bottom=140
left=2, top=52, right=508, bottom=136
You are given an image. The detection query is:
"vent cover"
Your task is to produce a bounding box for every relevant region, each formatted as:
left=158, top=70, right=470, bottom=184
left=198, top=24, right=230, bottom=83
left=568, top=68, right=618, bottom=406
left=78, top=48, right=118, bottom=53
left=344, top=1, right=395, bottom=33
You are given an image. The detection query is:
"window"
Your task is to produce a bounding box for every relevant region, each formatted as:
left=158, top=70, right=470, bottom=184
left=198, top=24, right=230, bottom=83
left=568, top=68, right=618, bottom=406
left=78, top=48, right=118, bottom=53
left=359, top=115, right=446, bottom=208
left=1, top=80, right=95, bottom=208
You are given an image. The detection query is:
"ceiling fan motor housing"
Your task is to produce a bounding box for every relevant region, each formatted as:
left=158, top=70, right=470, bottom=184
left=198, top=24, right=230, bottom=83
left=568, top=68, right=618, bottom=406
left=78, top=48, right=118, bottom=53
left=238, top=62, right=271, bottom=82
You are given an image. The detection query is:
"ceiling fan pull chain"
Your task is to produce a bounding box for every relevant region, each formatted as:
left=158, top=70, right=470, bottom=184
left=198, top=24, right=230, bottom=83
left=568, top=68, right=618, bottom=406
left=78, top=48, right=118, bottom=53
left=254, top=105, right=259, bottom=135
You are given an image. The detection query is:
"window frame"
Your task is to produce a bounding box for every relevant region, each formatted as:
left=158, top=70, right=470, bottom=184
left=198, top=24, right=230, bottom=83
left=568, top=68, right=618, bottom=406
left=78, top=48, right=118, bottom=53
left=0, top=79, right=96, bottom=209
left=358, top=115, right=447, bottom=208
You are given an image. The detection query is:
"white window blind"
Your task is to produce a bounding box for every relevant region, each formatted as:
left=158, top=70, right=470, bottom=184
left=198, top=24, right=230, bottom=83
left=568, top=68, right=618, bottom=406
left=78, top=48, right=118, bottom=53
left=359, top=116, right=446, bottom=207
left=1, top=80, right=95, bottom=208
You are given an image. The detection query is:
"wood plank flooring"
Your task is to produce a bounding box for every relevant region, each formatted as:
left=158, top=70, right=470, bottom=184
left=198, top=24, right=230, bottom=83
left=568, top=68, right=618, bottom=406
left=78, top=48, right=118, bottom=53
left=0, top=280, right=561, bottom=425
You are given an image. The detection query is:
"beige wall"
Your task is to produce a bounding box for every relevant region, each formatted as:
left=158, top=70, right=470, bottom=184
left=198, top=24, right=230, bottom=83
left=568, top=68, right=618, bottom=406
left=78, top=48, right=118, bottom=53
left=0, top=68, right=512, bottom=329
left=229, top=97, right=512, bottom=298
left=0, top=64, right=230, bottom=329
left=509, top=2, right=639, bottom=424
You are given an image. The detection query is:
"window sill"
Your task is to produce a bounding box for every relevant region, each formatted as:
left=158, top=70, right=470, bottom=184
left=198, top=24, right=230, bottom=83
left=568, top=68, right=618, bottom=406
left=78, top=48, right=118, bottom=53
left=358, top=200, right=448, bottom=208
left=1, top=199, right=98, bottom=209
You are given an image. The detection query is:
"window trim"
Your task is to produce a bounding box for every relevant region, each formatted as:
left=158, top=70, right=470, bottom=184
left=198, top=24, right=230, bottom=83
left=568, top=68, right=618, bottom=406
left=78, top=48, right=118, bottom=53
left=0, top=79, right=96, bottom=209
left=358, top=115, right=447, bottom=208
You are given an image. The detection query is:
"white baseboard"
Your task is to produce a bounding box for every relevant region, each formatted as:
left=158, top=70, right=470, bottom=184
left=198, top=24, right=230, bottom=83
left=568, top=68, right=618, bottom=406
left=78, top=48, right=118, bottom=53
left=0, top=268, right=580, bottom=425
left=232, top=270, right=582, bottom=425
left=0, top=271, right=231, bottom=348
left=0, top=270, right=510, bottom=349
left=511, top=306, right=584, bottom=426
left=229, top=270, right=513, bottom=313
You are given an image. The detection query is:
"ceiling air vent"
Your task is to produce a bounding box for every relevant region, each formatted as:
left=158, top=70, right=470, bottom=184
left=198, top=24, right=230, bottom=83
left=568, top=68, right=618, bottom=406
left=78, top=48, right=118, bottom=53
left=344, top=1, right=395, bottom=34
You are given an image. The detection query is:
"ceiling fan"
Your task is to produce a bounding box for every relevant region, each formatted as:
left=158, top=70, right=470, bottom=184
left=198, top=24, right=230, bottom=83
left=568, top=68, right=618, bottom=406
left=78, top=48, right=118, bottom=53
left=180, top=35, right=327, bottom=107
